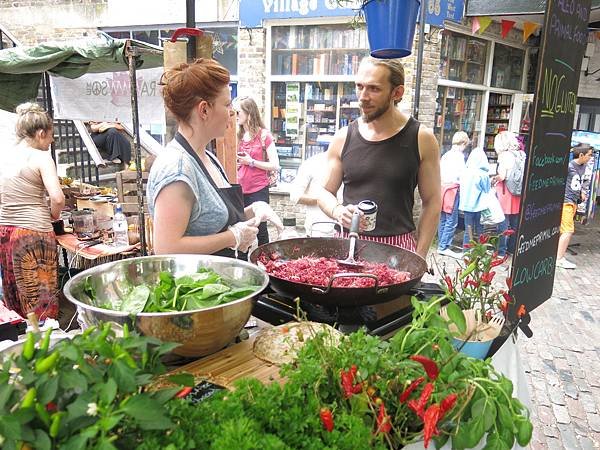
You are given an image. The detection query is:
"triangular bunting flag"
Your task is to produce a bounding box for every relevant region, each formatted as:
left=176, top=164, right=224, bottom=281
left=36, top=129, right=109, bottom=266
left=478, top=17, right=492, bottom=34
left=472, top=17, right=481, bottom=34
left=501, top=20, right=516, bottom=39
left=523, top=22, right=541, bottom=43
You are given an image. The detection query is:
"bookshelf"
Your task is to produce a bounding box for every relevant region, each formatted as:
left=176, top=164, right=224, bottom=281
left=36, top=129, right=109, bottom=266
left=491, top=43, right=525, bottom=91
left=439, top=33, right=488, bottom=85
left=434, top=86, right=483, bottom=154
left=484, top=93, right=512, bottom=160
left=271, top=24, right=368, bottom=76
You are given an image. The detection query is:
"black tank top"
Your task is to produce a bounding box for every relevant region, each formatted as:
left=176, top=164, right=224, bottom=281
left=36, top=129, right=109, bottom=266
left=341, top=118, right=420, bottom=236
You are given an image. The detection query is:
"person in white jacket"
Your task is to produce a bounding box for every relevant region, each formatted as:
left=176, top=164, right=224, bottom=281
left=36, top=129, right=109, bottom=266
left=289, top=151, right=341, bottom=237
left=437, top=131, right=468, bottom=258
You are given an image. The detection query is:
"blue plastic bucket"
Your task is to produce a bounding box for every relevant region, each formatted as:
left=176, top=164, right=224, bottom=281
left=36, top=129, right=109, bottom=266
left=363, top=0, right=421, bottom=59
left=452, top=338, right=494, bottom=360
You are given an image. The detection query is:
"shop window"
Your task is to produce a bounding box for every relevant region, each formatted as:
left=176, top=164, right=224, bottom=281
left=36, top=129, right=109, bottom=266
left=439, top=31, right=488, bottom=85
left=491, top=43, right=525, bottom=90
left=434, top=86, right=484, bottom=154
left=270, top=81, right=361, bottom=185
left=105, top=27, right=238, bottom=76
left=132, top=30, right=159, bottom=46
left=271, top=24, right=368, bottom=76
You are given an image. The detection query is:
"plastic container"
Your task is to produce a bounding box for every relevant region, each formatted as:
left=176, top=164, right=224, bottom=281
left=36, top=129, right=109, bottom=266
left=363, top=0, right=420, bottom=58
left=279, top=218, right=301, bottom=240
left=112, top=204, right=129, bottom=246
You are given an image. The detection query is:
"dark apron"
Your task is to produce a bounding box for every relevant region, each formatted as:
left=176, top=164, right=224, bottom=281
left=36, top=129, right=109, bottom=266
left=174, top=133, right=247, bottom=259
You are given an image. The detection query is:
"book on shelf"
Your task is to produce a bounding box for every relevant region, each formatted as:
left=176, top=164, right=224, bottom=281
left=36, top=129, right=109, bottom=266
left=291, top=53, right=298, bottom=75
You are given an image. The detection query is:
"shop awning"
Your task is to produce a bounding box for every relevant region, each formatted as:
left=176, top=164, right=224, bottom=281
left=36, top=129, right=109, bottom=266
left=0, top=35, right=163, bottom=112
left=465, top=0, right=600, bottom=23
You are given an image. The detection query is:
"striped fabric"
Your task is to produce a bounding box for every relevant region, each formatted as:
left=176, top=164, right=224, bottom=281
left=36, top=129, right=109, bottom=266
left=342, top=231, right=417, bottom=252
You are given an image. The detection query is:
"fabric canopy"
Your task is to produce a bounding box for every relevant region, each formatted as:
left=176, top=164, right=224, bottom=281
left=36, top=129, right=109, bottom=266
left=0, top=35, right=164, bottom=112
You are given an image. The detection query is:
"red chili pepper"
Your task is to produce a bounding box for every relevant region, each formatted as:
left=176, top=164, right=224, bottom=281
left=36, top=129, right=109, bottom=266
left=174, top=387, right=193, bottom=399
left=45, top=402, right=58, bottom=412
left=501, top=290, right=512, bottom=303
left=439, top=393, right=458, bottom=416
left=506, top=276, right=513, bottom=289
left=464, top=243, right=472, bottom=249
left=410, top=356, right=439, bottom=380
left=480, top=271, right=496, bottom=284
left=490, top=256, right=507, bottom=268
left=517, top=304, right=526, bottom=318
left=423, top=404, right=441, bottom=448
left=502, top=229, right=516, bottom=236
left=465, top=279, right=479, bottom=289
left=479, top=234, right=489, bottom=244
left=444, top=275, right=454, bottom=295
left=320, top=407, right=334, bottom=432
left=340, top=365, right=362, bottom=398
left=500, top=300, right=509, bottom=314
left=399, top=376, right=425, bottom=403
left=409, top=382, right=434, bottom=418
left=376, top=402, right=392, bottom=434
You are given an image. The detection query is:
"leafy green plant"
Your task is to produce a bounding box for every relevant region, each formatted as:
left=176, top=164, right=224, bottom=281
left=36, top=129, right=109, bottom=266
left=438, top=232, right=526, bottom=339
left=84, top=268, right=260, bottom=313
left=119, top=298, right=532, bottom=449
left=0, top=324, right=193, bottom=450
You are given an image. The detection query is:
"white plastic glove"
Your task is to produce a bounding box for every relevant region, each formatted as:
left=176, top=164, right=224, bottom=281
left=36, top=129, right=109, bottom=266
left=228, top=219, right=259, bottom=253
left=251, top=201, right=284, bottom=233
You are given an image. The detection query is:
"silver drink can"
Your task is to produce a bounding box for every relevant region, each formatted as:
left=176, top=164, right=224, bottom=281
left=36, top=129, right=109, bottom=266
left=357, top=200, right=378, bottom=232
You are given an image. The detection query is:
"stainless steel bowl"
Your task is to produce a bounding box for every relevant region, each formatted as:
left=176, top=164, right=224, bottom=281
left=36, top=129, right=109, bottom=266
left=63, top=255, right=269, bottom=357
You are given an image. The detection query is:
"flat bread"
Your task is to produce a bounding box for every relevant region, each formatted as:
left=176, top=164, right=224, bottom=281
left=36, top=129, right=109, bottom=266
left=253, top=321, right=342, bottom=365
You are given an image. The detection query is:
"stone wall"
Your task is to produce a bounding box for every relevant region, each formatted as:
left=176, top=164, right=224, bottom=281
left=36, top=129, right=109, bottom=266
left=578, top=35, right=600, bottom=100
left=0, top=0, right=106, bottom=45
left=236, top=27, right=267, bottom=114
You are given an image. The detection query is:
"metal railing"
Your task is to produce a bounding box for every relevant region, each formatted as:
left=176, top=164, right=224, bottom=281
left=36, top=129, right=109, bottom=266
left=53, top=119, right=100, bottom=184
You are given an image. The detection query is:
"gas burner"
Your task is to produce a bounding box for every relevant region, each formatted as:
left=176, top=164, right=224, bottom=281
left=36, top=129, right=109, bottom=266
left=252, top=282, right=444, bottom=339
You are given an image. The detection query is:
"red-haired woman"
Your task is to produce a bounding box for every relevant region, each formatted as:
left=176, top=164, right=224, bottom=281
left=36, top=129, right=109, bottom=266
left=147, top=59, right=282, bottom=259
left=0, top=102, right=65, bottom=320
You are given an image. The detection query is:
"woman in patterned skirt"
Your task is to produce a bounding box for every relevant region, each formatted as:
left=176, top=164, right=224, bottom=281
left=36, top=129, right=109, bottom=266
left=0, top=103, right=65, bottom=320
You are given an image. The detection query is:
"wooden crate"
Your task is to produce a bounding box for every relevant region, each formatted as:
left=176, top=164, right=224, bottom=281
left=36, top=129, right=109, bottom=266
left=115, top=170, right=149, bottom=215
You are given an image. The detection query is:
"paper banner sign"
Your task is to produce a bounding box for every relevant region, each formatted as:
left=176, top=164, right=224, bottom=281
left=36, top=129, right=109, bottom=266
left=501, top=20, right=516, bottom=39
left=523, top=22, right=541, bottom=43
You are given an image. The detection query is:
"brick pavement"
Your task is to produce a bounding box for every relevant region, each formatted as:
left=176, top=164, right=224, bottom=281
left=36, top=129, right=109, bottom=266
left=431, top=214, right=600, bottom=449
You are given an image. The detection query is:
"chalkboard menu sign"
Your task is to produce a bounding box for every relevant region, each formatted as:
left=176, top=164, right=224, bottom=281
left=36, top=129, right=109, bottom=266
left=510, top=0, right=591, bottom=320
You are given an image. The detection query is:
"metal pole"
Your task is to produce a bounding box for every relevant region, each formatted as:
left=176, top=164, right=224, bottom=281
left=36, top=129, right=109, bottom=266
left=186, top=0, right=196, bottom=61
left=126, top=42, right=147, bottom=256
left=412, top=1, right=427, bottom=120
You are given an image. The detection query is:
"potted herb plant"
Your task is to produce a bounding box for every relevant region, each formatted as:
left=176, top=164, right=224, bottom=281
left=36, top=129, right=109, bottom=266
left=337, top=0, right=421, bottom=58
left=439, top=231, right=526, bottom=359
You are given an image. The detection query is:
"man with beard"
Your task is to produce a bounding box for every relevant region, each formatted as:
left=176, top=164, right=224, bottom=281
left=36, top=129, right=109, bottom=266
left=317, top=57, right=441, bottom=259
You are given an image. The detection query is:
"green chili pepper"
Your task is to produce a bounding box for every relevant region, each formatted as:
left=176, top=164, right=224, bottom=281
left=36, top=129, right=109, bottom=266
left=20, top=387, right=37, bottom=409
left=49, top=412, right=64, bottom=438
left=22, top=332, right=35, bottom=361
left=82, top=325, right=96, bottom=338
left=35, top=352, right=59, bottom=374
left=39, top=328, right=52, bottom=354
left=459, top=260, right=478, bottom=280
left=35, top=402, right=51, bottom=427
left=122, top=323, right=130, bottom=338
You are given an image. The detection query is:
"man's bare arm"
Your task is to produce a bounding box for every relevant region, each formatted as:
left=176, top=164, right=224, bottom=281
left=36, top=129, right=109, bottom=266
left=415, top=126, right=442, bottom=259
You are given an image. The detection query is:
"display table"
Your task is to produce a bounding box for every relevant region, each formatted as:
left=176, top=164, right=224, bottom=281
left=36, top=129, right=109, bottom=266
left=56, top=233, right=140, bottom=270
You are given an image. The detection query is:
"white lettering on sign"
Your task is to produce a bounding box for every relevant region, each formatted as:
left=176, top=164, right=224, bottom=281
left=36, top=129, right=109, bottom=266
left=263, top=0, right=358, bottom=14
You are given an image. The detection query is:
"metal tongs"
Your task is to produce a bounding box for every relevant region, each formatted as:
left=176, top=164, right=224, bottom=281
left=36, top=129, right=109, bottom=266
left=337, top=210, right=364, bottom=270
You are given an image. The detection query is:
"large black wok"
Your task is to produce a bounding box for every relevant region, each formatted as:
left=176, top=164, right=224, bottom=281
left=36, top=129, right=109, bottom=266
left=248, top=237, right=427, bottom=307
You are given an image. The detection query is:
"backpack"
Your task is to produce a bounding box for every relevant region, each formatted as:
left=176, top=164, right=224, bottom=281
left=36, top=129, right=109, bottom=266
left=505, top=150, right=525, bottom=195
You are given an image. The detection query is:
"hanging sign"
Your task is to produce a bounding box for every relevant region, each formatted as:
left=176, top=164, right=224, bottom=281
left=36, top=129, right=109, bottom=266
left=50, top=67, right=164, bottom=124
left=510, top=0, right=591, bottom=320
left=240, top=0, right=464, bottom=28
left=285, top=82, right=300, bottom=138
